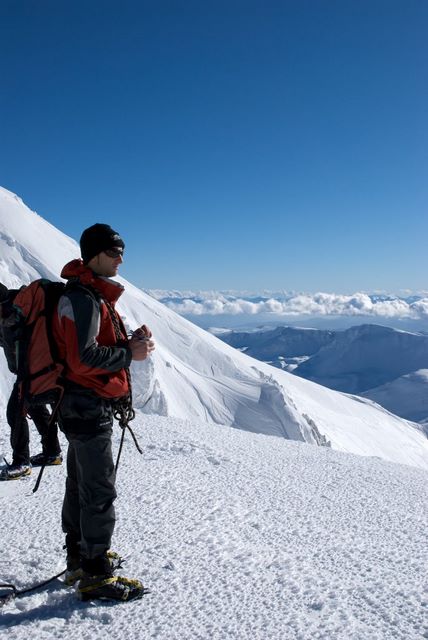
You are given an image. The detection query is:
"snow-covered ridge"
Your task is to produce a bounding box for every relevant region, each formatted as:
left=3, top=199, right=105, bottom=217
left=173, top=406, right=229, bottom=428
left=0, top=187, right=79, bottom=288
left=0, top=186, right=427, bottom=469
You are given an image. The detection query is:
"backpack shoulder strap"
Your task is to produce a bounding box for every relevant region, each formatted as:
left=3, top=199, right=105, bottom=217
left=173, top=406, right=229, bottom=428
left=64, top=280, right=102, bottom=306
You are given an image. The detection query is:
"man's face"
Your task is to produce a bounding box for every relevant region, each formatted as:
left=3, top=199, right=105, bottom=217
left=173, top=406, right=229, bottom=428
left=88, top=249, right=123, bottom=277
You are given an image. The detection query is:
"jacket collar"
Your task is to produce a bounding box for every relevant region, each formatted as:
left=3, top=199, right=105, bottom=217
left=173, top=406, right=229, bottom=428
left=60, top=259, right=125, bottom=304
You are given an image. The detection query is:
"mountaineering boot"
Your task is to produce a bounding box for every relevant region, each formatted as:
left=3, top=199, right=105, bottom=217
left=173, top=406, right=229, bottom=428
left=64, top=550, right=124, bottom=586
left=75, top=552, right=146, bottom=601
left=76, top=575, right=147, bottom=602
left=64, top=543, right=82, bottom=586
left=29, top=452, right=63, bottom=467
left=0, top=463, right=31, bottom=481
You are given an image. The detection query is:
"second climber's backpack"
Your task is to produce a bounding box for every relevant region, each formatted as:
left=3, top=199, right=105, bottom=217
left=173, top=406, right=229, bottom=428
left=11, top=279, right=66, bottom=413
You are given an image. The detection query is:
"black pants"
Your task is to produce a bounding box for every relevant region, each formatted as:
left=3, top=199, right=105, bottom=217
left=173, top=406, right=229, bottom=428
left=59, top=390, right=116, bottom=561
left=6, top=382, right=61, bottom=465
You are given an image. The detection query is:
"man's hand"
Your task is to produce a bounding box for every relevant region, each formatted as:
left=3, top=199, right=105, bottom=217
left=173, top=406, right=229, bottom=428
left=129, top=325, right=155, bottom=361
left=132, top=324, right=152, bottom=339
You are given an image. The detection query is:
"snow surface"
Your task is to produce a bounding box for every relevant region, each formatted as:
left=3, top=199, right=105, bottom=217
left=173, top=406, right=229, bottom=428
left=0, top=186, right=427, bottom=470
left=0, top=415, right=427, bottom=640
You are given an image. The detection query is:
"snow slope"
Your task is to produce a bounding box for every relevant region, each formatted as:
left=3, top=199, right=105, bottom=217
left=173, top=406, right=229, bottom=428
left=0, top=414, right=427, bottom=640
left=0, top=186, right=427, bottom=469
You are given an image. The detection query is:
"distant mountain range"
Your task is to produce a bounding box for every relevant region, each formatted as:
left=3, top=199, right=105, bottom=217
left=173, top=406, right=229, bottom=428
left=216, top=324, right=428, bottom=425
left=215, top=326, right=336, bottom=368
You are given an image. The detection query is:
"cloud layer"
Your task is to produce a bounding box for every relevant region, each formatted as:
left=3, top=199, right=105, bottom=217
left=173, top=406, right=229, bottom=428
left=146, top=290, right=428, bottom=320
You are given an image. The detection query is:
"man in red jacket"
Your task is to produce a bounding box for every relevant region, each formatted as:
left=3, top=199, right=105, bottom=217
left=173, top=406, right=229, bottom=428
left=54, top=223, right=154, bottom=601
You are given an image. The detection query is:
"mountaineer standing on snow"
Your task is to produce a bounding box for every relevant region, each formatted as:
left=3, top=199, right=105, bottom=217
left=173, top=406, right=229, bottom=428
left=53, top=223, right=154, bottom=601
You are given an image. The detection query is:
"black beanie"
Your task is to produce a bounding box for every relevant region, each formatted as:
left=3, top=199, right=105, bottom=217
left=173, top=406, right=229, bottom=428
left=80, top=224, right=125, bottom=264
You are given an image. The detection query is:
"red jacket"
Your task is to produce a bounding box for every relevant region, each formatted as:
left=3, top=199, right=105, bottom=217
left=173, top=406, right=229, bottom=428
left=53, top=260, right=132, bottom=399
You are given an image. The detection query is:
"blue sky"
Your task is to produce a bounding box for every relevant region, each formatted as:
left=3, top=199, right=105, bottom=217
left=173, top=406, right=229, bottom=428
left=0, top=0, right=427, bottom=291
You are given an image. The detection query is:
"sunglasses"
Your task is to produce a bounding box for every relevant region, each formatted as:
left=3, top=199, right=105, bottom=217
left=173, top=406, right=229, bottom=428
left=104, top=247, right=124, bottom=258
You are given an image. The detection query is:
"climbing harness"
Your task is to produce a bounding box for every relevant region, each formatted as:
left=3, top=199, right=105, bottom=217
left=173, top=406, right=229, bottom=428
left=105, top=300, right=144, bottom=473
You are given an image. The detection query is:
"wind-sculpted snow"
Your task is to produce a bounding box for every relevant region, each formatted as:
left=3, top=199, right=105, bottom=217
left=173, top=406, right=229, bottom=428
left=0, top=186, right=428, bottom=469
left=0, top=415, right=426, bottom=639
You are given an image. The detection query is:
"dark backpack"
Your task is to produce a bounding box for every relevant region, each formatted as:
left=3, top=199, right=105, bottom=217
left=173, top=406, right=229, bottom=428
left=0, top=286, right=22, bottom=373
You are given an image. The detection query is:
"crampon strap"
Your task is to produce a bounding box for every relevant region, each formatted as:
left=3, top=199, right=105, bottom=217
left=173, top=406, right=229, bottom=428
left=0, top=568, right=66, bottom=606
